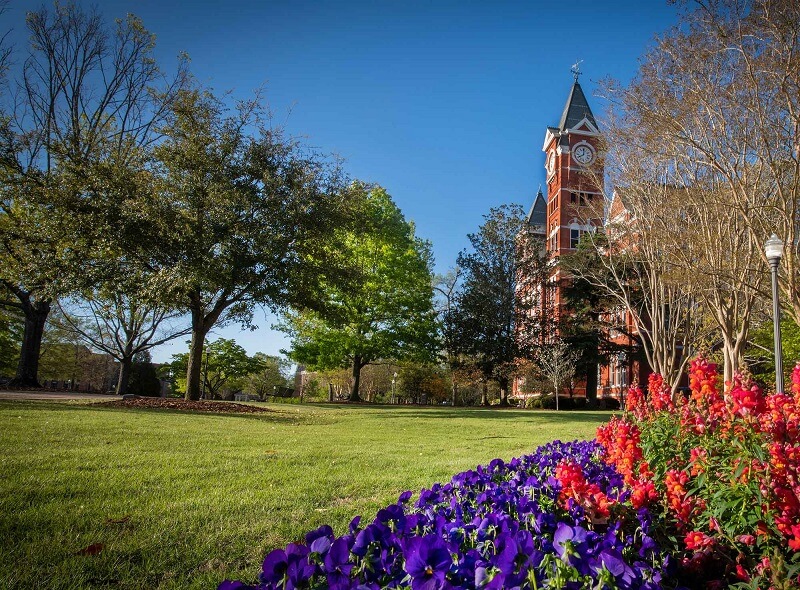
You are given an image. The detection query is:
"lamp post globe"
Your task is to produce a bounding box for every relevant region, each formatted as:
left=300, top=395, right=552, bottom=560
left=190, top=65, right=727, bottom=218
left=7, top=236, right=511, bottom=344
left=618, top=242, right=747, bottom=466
left=765, top=234, right=784, bottom=265
left=765, top=234, right=785, bottom=393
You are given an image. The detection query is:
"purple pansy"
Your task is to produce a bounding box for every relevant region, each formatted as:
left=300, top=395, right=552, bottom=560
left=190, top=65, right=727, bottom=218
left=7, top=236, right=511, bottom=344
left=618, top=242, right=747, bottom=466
left=403, top=534, right=452, bottom=590
left=591, top=549, right=637, bottom=589
left=324, top=537, right=354, bottom=590
left=305, top=524, right=334, bottom=545
left=260, top=549, right=287, bottom=585
left=284, top=543, right=314, bottom=589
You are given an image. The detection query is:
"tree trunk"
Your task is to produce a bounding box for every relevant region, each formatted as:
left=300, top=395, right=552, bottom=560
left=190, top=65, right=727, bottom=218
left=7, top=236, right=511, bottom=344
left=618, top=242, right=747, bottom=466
left=451, top=380, right=458, bottom=407
left=481, top=380, right=489, bottom=406
left=185, top=324, right=209, bottom=401
left=348, top=355, right=363, bottom=402
left=116, top=356, right=133, bottom=395
left=10, top=297, right=50, bottom=388
left=555, top=379, right=560, bottom=411
left=498, top=377, right=510, bottom=407
left=584, top=361, right=598, bottom=408
left=328, top=382, right=334, bottom=402
left=185, top=296, right=225, bottom=401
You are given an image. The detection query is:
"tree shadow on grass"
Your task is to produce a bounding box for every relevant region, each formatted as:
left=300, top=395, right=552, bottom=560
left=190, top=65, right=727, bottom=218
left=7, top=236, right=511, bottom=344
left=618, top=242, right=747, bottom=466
left=0, top=399, right=336, bottom=425
left=0, top=399, right=611, bottom=426
left=302, top=402, right=614, bottom=422
left=361, top=408, right=613, bottom=423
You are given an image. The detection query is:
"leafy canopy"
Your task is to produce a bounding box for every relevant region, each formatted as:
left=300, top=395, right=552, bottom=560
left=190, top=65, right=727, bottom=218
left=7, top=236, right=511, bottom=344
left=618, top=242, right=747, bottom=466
left=283, top=184, right=437, bottom=375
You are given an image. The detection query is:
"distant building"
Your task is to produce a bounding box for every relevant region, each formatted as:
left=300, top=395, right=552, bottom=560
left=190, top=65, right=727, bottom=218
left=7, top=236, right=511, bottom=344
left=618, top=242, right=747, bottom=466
left=38, top=343, right=118, bottom=392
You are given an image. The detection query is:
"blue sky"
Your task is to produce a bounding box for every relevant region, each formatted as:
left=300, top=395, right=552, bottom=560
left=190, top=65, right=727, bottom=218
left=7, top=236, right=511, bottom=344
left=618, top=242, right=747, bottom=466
left=5, top=1, right=680, bottom=363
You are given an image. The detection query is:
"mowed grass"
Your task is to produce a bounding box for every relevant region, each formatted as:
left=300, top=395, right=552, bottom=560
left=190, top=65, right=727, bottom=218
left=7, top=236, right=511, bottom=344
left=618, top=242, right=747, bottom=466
left=0, top=400, right=610, bottom=589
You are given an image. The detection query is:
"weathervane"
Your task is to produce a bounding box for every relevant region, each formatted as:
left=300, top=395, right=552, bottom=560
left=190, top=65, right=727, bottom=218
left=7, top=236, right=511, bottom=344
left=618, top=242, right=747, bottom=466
left=571, top=60, right=583, bottom=82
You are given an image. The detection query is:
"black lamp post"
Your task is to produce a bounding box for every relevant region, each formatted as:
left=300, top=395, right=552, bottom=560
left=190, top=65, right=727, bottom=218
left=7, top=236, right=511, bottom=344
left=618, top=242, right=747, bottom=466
left=765, top=234, right=785, bottom=393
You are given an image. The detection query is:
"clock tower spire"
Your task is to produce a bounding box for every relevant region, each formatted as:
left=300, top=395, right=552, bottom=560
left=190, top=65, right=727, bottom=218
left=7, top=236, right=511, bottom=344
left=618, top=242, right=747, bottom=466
left=541, top=76, right=602, bottom=264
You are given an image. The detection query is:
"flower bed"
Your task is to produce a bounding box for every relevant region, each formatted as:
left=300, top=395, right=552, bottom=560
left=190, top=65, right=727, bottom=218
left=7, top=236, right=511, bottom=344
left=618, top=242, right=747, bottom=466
left=220, top=440, right=668, bottom=589
left=598, top=360, right=800, bottom=588
left=221, top=359, right=800, bottom=589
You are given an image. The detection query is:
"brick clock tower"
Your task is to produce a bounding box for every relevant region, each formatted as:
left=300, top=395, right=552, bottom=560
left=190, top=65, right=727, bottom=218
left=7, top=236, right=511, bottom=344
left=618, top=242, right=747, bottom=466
left=515, top=74, right=605, bottom=401
left=541, top=76, right=603, bottom=312
left=517, top=73, right=645, bottom=403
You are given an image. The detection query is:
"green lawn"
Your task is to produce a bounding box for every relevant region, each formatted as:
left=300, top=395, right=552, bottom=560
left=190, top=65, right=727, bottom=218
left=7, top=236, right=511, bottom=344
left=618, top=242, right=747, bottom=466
left=0, top=400, right=610, bottom=589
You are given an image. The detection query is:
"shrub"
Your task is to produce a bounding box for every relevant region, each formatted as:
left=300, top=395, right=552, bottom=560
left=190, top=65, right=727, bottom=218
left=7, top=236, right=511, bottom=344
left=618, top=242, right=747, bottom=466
left=598, top=397, right=620, bottom=410
left=526, top=395, right=590, bottom=411
left=526, top=394, right=554, bottom=409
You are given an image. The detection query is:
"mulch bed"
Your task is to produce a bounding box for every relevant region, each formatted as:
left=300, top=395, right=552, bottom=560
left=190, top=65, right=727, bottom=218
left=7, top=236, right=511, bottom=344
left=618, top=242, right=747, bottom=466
left=98, top=397, right=273, bottom=414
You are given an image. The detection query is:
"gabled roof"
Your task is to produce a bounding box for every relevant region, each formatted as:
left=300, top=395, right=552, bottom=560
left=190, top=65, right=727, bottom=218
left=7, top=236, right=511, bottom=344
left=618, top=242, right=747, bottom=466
left=608, top=189, right=633, bottom=221
left=558, top=82, right=598, bottom=132
left=526, top=187, right=547, bottom=231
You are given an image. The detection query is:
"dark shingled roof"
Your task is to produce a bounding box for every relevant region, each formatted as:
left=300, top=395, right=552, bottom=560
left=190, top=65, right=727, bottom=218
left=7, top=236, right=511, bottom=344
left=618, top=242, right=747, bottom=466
left=558, top=82, right=598, bottom=131
left=526, top=187, right=547, bottom=231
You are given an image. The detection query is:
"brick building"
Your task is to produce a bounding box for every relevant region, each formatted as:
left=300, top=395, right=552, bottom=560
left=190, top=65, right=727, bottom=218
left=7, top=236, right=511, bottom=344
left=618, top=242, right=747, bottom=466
left=516, top=77, right=647, bottom=402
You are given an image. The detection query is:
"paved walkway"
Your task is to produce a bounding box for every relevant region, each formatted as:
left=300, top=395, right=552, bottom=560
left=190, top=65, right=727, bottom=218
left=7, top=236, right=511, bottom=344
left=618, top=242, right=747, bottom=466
left=0, top=390, right=118, bottom=401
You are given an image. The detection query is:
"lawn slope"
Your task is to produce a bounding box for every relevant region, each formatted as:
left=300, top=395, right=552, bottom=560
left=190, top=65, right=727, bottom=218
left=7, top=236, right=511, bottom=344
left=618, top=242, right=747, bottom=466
left=0, top=401, right=608, bottom=589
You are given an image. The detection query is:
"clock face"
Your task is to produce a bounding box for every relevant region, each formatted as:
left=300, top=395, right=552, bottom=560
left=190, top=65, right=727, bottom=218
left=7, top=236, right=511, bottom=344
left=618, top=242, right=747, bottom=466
left=547, top=152, right=556, bottom=174
left=573, top=144, right=594, bottom=165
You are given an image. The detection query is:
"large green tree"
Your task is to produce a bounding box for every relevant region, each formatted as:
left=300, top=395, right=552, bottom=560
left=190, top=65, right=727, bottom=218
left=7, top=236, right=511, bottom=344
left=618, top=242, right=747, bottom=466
left=150, top=88, right=354, bottom=400
left=282, top=184, right=438, bottom=402
left=0, top=3, right=186, bottom=386
left=452, top=204, right=548, bottom=406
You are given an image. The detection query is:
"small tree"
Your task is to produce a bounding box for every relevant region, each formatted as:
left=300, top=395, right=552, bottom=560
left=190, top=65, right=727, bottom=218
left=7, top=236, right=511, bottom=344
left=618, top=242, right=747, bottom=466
left=55, top=285, right=189, bottom=395
left=571, top=209, right=707, bottom=392
left=396, top=363, right=449, bottom=405
left=433, top=268, right=462, bottom=406
left=128, top=351, right=162, bottom=397
left=560, top=235, right=641, bottom=405
left=242, top=353, right=291, bottom=400
left=171, top=339, right=264, bottom=399
left=535, top=338, right=580, bottom=411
